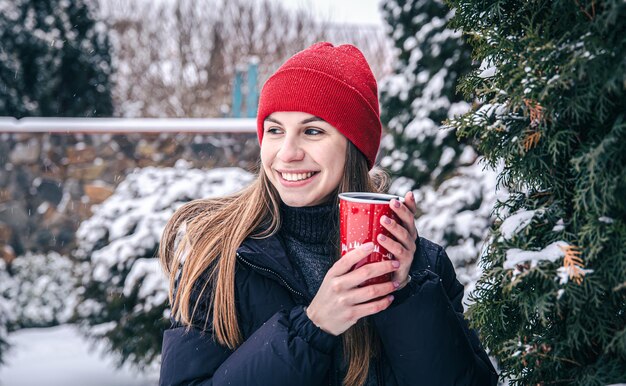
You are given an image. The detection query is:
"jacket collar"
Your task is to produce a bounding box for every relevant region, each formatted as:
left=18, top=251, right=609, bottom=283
left=237, top=234, right=312, bottom=300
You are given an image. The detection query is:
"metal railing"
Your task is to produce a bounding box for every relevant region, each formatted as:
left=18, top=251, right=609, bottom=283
left=0, top=117, right=257, bottom=133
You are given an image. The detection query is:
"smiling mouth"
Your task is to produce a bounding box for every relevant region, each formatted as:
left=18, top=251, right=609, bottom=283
left=279, top=171, right=319, bottom=182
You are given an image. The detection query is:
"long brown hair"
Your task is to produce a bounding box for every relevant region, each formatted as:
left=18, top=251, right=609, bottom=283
left=159, top=142, right=389, bottom=386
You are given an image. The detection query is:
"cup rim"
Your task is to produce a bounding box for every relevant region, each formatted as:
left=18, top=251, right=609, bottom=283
left=338, top=192, right=404, bottom=204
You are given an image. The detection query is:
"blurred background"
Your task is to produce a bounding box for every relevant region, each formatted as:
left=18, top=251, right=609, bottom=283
left=0, top=0, right=495, bottom=384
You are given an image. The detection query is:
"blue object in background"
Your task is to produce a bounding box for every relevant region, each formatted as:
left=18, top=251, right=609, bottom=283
left=232, top=70, right=243, bottom=118
left=246, top=61, right=258, bottom=118
left=231, top=59, right=259, bottom=118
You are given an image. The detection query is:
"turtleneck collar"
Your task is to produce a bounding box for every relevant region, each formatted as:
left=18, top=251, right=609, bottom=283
left=279, top=200, right=339, bottom=246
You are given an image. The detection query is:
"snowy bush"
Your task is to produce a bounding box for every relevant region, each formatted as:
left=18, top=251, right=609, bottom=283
left=0, top=260, right=14, bottom=365
left=412, top=155, right=502, bottom=304
left=7, top=251, right=78, bottom=329
left=73, top=160, right=254, bottom=367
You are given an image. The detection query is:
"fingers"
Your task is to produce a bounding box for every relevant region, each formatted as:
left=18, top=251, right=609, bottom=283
left=330, top=242, right=375, bottom=277
left=349, top=294, right=395, bottom=321
left=403, top=191, right=418, bottom=215
left=347, top=280, right=399, bottom=305
left=388, top=194, right=418, bottom=241
left=340, top=259, right=400, bottom=289
left=378, top=231, right=412, bottom=260
left=379, top=215, right=412, bottom=250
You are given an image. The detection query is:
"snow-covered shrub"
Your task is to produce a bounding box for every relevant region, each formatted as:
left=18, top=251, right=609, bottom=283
left=7, top=251, right=78, bottom=328
left=0, top=259, right=14, bottom=365
left=412, top=155, right=502, bottom=304
left=74, top=160, right=254, bottom=367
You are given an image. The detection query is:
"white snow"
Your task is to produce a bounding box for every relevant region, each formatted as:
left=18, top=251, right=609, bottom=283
left=447, top=101, right=471, bottom=119
left=552, top=219, right=565, bottom=232
left=500, top=209, right=542, bottom=240
left=503, top=241, right=568, bottom=270
left=75, top=162, right=254, bottom=293
left=599, top=216, right=614, bottom=224
left=411, top=157, right=502, bottom=306
left=123, top=258, right=169, bottom=310
left=458, top=145, right=477, bottom=165
left=0, top=325, right=158, bottom=386
left=0, top=261, right=13, bottom=348
left=556, top=265, right=594, bottom=285
left=7, top=252, right=78, bottom=327
left=403, top=36, right=418, bottom=50
left=54, top=162, right=255, bottom=374
left=478, top=66, right=496, bottom=78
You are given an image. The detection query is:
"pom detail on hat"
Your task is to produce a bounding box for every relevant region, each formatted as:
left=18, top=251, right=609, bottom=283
left=257, top=42, right=382, bottom=169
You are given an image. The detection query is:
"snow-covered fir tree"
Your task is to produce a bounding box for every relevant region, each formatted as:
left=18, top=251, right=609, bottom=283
left=74, top=161, right=253, bottom=367
left=379, top=0, right=473, bottom=191
left=447, top=0, right=626, bottom=384
left=0, top=0, right=113, bottom=117
left=379, top=0, right=499, bottom=293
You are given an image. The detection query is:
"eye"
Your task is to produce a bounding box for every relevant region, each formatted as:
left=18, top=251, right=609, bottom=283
left=265, top=126, right=283, bottom=135
left=304, top=127, right=324, bottom=136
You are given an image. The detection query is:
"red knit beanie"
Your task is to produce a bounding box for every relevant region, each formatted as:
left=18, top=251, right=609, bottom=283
left=257, top=42, right=381, bottom=169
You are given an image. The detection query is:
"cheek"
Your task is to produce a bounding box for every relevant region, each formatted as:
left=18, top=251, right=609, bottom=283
left=330, top=159, right=346, bottom=183
left=328, top=145, right=347, bottom=182
left=260, top=144, right=273, bottom=169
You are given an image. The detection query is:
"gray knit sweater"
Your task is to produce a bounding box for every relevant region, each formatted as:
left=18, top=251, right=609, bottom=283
left=278, top=202, right=378, bottom=386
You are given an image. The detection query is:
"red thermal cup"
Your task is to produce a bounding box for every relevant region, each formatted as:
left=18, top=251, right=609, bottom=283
left=339, top=192, right=402, bottom=286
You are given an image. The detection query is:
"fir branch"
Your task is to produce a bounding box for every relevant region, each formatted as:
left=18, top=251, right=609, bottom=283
left=534, top=351, right=582, bottom=367
left=559, top=245, right=587, bottom=285
left=523, top=129, right=542, bottom=152
left=573, top=0, right=596, bottom=21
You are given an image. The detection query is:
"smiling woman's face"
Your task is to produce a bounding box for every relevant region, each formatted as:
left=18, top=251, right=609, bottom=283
left=260, top=111, right=348, bottom=207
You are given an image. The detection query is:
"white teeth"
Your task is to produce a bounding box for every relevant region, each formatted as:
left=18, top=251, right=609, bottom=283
left=281, top=172, right=314, bottom=181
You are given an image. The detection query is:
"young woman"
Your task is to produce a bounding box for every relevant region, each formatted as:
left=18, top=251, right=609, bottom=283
left=159, top=42, right=498, bottom=386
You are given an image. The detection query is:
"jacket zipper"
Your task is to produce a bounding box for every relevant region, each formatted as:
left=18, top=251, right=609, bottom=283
left=236, top=252, right=306, bottom=299
left=236, top=252, right=388, bottom=386
left=237, top=253, right=338, bottom=384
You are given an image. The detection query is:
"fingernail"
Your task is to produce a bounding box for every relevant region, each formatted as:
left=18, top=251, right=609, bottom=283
left=393, top=199, right=401, bottom=208
left=360, top=242, right=374, bottom=250
left=388, top=295, right=395, bottom=302
left=381, top=215, right=392, bottom=225
left=392, top=260, right=400, bottom=268
left=378, top=234, right=387, bottom=241
left=393, top=281, right=400, bottom=288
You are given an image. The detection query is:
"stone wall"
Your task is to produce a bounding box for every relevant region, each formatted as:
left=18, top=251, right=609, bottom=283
left=0, top=131, right=259, bottom=265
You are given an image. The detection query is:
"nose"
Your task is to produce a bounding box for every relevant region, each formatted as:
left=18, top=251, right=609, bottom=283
left=277, top=134, right=304, bottom=162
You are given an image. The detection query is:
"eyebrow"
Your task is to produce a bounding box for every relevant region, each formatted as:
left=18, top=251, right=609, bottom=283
left=264, top=115, right=326, bottom=125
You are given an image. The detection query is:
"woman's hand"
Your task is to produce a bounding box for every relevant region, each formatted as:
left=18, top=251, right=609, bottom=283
left=378, top=191, right=419, bottom=290
left=305, top=242, right=400, bottom=336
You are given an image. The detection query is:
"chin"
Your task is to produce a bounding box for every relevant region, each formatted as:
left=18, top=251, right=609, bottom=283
left=279, top=192, right=333, bottom=207
left=280, top=196, right=312, bottom=207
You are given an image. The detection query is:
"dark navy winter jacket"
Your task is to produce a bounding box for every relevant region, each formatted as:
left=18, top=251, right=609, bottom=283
left=160, top=234, right=498, bottom=386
